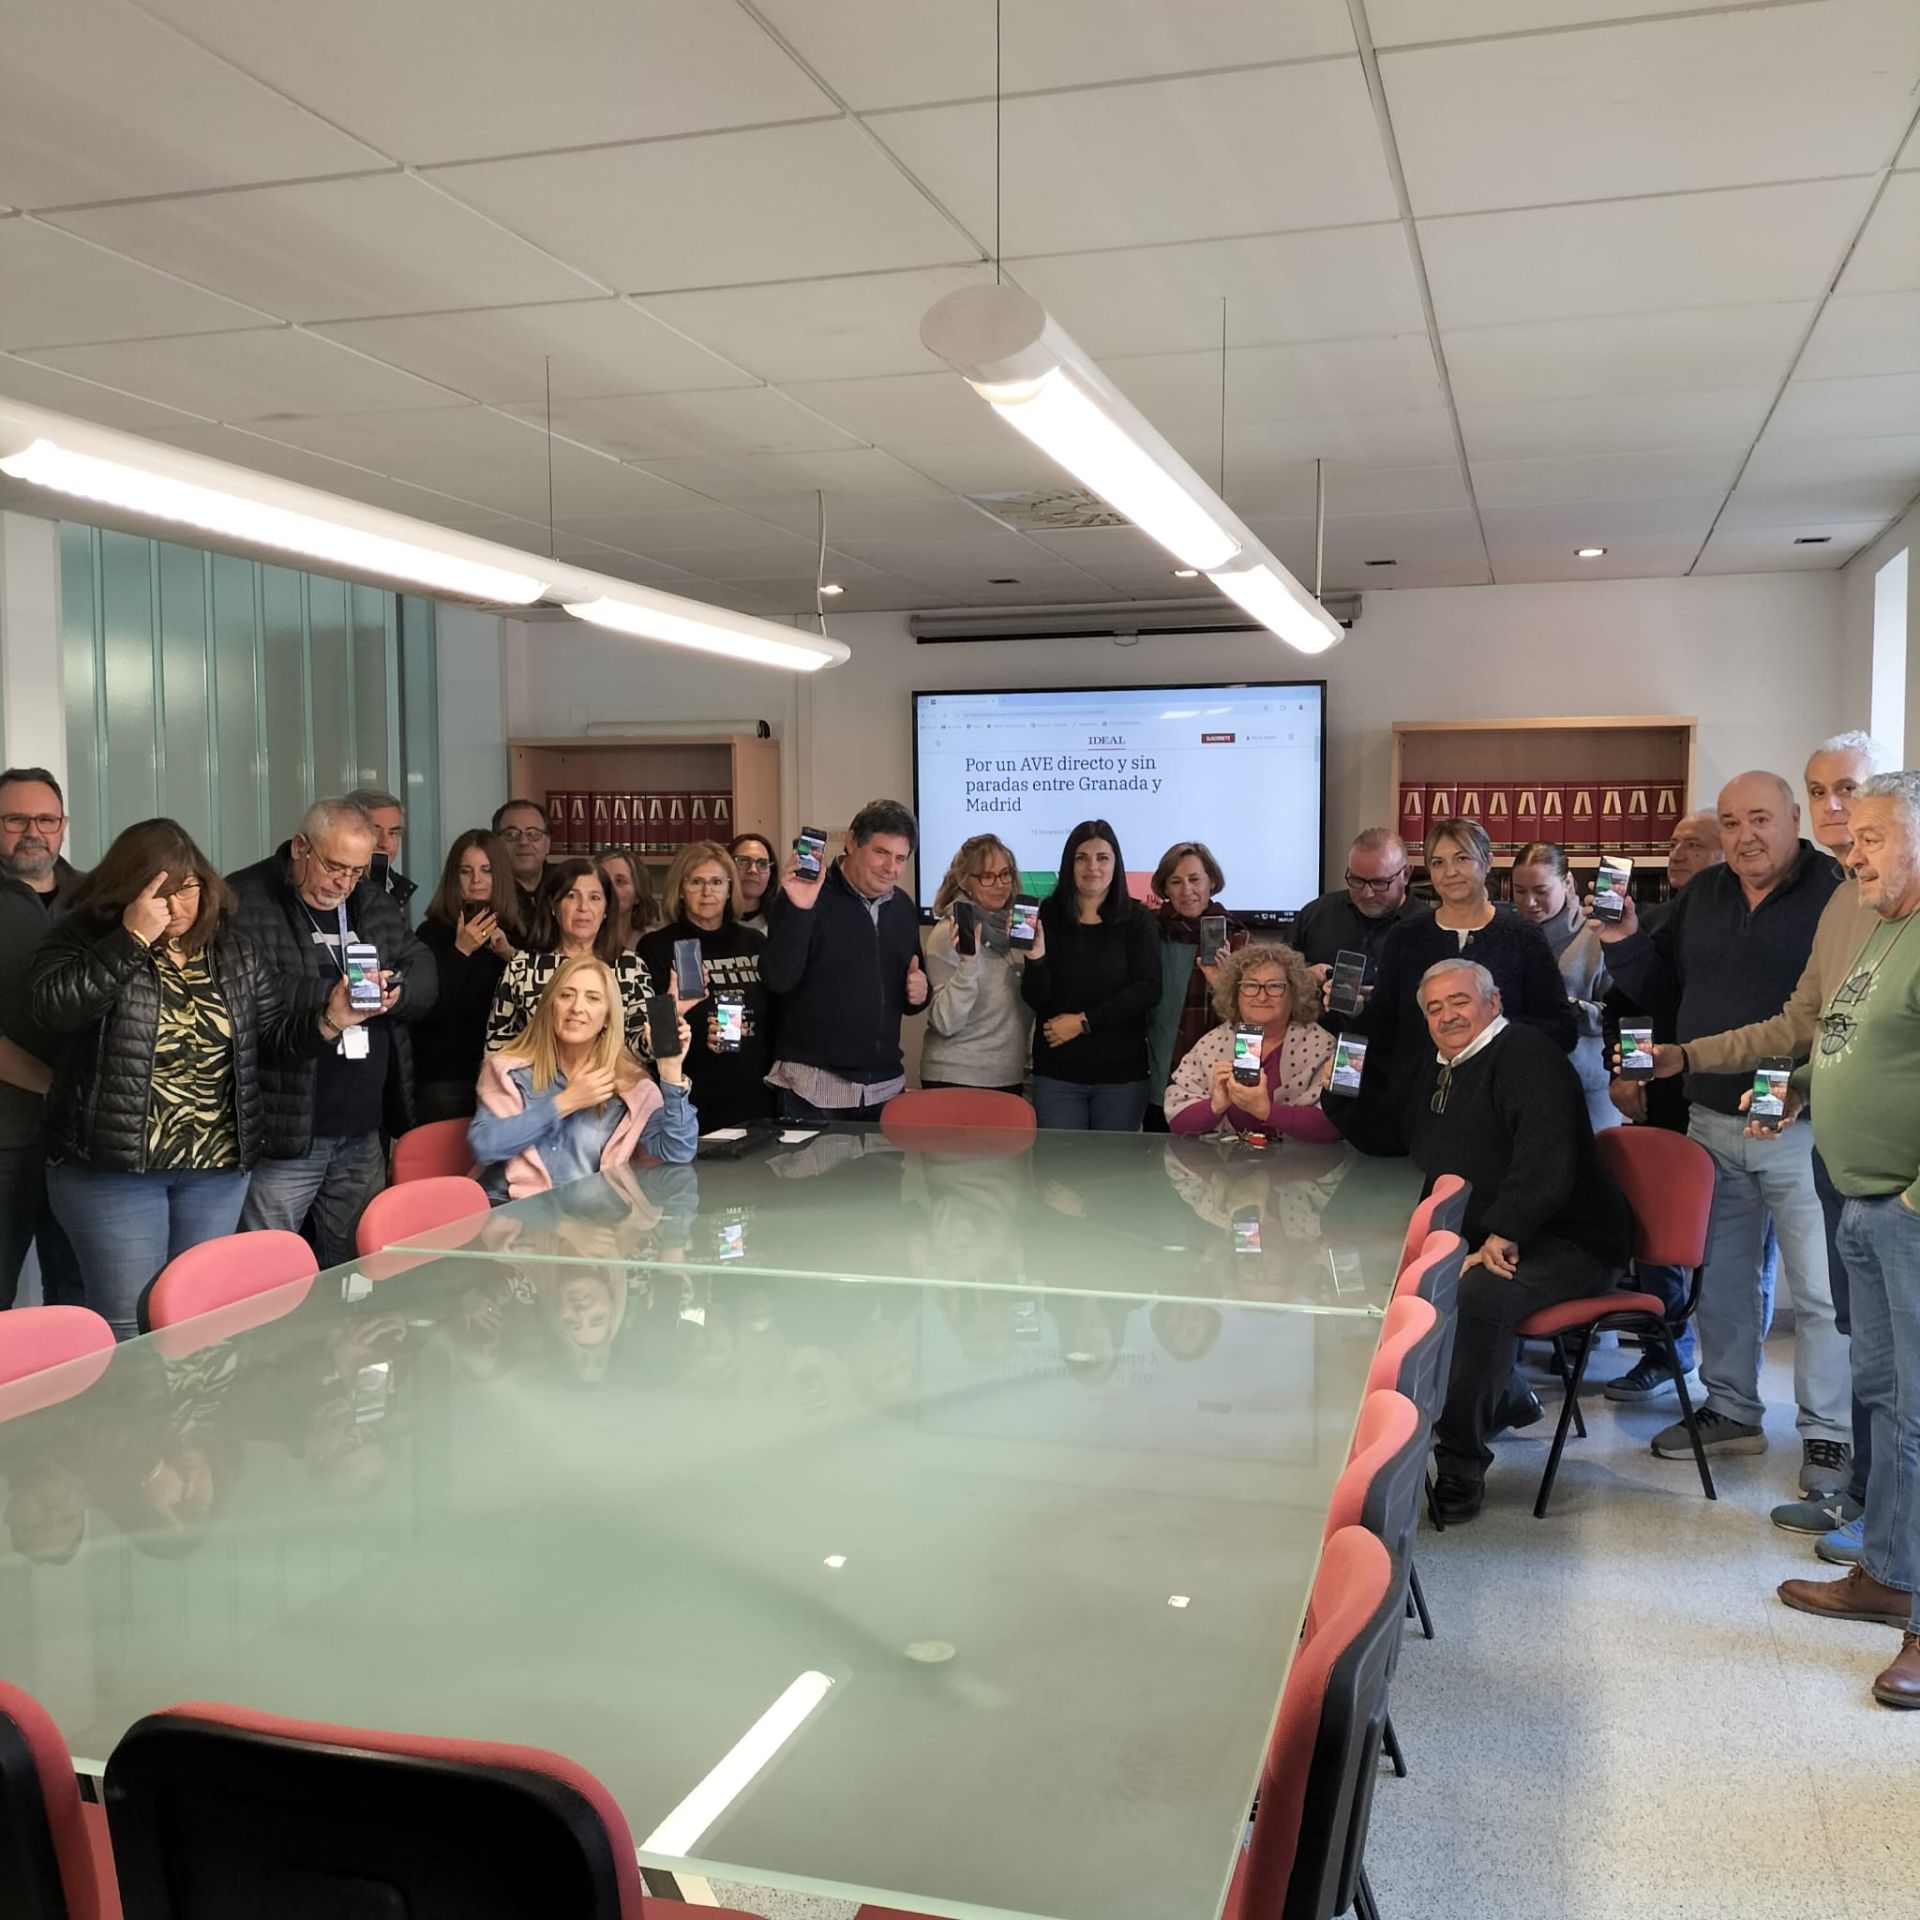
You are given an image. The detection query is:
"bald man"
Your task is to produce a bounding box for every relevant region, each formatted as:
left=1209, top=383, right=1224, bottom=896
left=1597, top=771, right=1849, bottom=1500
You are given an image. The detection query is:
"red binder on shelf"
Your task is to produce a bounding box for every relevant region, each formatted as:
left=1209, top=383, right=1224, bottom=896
left=545, top=792, right=569, bottom=855
left=1538, top=784, right=1567, bottom=844
left=667, top=793, right=688, bottom=848
left=568, top=792, right=590, bottom=859
left=590, top=791, right=612, bottom=850
left=1426, top=781, right=1458, bottom=831
left=1457, top=786, right=1487, bottom=835
left=689, top=793, right=709, bottom=843
left=1484, top=783, right=1514, bottom=854
left=1625, top=787, right=1653, bottom=852
left=1653, top=785, right=1683, bottom=847
left=1398, top=781, right=1427, bottom=849
left=610, top=792, right=631, bottom=843
left=1512, top=782, right=1542, bottom=841
left=709, top=791, right=732, bottom=835
left=1597, top=784, right=1628, bottom=854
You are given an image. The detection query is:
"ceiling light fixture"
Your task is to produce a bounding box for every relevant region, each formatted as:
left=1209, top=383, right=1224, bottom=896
left=1793, top=535, right=1832, bottom=546
left=1575, top=546, right=1607, bottom=559
left=1171, top=568, right=1200, bottom=579
left=1364, top=558, right=1397, bottom=568
left=921, top=286, right=1341, bottom=655
left=561, top=594, right=847, bottom=673
left=818, top=581, right=845, bottom=595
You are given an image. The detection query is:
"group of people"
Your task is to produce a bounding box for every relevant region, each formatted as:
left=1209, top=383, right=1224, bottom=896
left=1, top=742, right=1916, bottom=1709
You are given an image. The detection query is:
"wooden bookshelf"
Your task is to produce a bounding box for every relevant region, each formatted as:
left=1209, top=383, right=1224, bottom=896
left=508, top=734, right=780, bottom=864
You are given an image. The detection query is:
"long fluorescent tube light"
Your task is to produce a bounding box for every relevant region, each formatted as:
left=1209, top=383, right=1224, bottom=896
left=562, top=594, right=848, bottom=672
left=639, top=1670, right=836, bottom=1856
left=921, top=286, right=1342, bottom=655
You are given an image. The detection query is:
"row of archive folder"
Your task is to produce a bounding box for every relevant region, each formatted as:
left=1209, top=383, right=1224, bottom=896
left=1400, top=779, right=1685, bottom=856
left=546, top=790, right=734, bottom=858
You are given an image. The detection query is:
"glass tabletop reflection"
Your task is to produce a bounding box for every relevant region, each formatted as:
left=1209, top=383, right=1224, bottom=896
left=0, top=1211, right=1390, bottom=1920
left=384, top=1123, right=1424, bottom=1317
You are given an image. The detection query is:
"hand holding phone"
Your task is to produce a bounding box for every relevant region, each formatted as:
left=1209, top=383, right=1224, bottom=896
left=954, top=898, right=977, bottom=957
left=711, top=992, right=746, bottom=1053
left=647, top=992, right=686, bottom=1062
left=673, top=937, right=706, bottom=1004
left=1327, top=950, right=1368, bottom=1018
left=1231, top=1023, right=1263, bottom=1087
left=793, top=826, right=827, bottom=883
left=1008, top=895, right=1039, bottom=949
left=345, top=941, right=383, bottom=1011
left=1618, top=1024, right=1656, bottom=1080
left=1199, top=914, right=1228, bottom=967
left=1747, top=1057, right=1792, bottom=1130
left=1327, top=1033, right=1368, bottom=1095
left=1591, top=854, right=1634, bottom=923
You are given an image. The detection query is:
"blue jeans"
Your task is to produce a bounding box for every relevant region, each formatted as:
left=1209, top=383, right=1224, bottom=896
left=1031, top=1076, right=1149, bottom=1132
left=0, top=1141, right=85, bottom=1310
left=1688, top=1107, right=1850, bottom=1439
left=1813, top=1147, right=1871, bottom=1500
left=777, top=1089, right=889, bottom=1126
left=46, top=1164, right=250, bottom=1340
left=1835, top=1193, right=1920, bottom=1630
left=241, top=1132, right=385, bottom=1270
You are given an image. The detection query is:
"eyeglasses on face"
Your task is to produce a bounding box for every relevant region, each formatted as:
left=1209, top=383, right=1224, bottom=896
left=974, top=868, right=1016, bottom=885
left=496, top=826, right=549, bottom=844
left=1239, top=979, right=1289, bottom=999
left=685, top=875, right=731, bottom=890
left=1345, top=868, right=1405, bottom=891
left=299, top=840, right=369, bottom=886
left=164, top=877, right=203, bottom=898
left=733, top=855, right=772, bottom=872
left=0, top=814, right=65, bottom=835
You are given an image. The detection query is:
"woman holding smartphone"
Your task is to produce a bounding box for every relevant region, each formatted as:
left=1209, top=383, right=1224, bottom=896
left=487, top=859, right=654, bottom=1060
left=1162, top=943, right=1336, bottom=1139
left=595, top=846, right=662, bottom=949
left=729, top=833, right=778, bottom=933
left=470, top=956, right=696, bottom=1200
left=412, top=829, right=522, bottom=1123
left=1510, top=840, right=1617, bottom=1131
left=637, top=839, right=773, bottom=1128
left=921, top=833, right=1035, bottom=1095
left=1020, top=820, right=1162, bottom=1130
left=1146, top=840, right=1249, bottom=1131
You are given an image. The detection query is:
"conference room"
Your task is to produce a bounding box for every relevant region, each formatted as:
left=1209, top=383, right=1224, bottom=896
left=0, top=2, right=1917, bottom=1916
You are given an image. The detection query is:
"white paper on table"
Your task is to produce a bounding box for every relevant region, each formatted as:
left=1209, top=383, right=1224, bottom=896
left=703, top=1127, right=749, bottom=1141
left=778, top=1128, right=822, bottom=1144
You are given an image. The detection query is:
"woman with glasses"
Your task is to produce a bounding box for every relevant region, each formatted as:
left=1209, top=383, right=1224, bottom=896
left=1163, top=944, right=1336, bottom=1139
left=1510, top=840, right=1617, bottom=1131
left=637, top=839, right=773, bottom=1127
left=27, top=818, right=378, bottom=1338
left=412, top=830, right=523, bottom=1123
left=1146, top=840, right=1248, bottom=1132
left=487, top=858, right=654, bottom=1060
left=729, top=834, right=778, bottom=933
left=595, top=846, right=663, bottom=949
left=920, top=834, right=1035, bottom=1095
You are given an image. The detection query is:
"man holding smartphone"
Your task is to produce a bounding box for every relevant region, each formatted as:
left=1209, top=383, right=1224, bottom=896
left=1293, top=829, right=1429, bottom=1015
left=346, top=787, right=416, bottom=925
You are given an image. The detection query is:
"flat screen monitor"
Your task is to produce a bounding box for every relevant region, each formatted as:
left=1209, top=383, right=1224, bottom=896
left=911, top=681, right=1325, bottom=918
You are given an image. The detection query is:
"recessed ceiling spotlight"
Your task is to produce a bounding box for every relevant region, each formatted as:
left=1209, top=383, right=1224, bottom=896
left=823, top=1554, right=847, bottom=1569
left=1171, top=568, right=1200, bottom=578
left=1167, top=1595, right=1191, bottom=1609
left=818, top=582, right=845, bottom=595
left=1792, top=535, right=1832, bottom=546
left=988, top=576, right=1020, bottom=584
left=1364, top=558, right=1397, bottom=568
left=1575, top=546, right=1607, bottom=558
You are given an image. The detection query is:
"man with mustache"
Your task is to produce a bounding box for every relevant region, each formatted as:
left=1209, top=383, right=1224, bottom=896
left=0, top=768, right=86, bottom=1309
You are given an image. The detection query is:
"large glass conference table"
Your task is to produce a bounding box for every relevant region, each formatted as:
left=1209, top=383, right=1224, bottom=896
left=0, top=1124, right=1420, bottom=1920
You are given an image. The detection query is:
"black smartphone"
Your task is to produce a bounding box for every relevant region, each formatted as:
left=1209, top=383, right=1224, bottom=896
left=1199, top=914, right=1228, bottom=965
left=370, top=850, right=390, bottom=891
left=794, top=826, right=828, bottom=882
left=1750, top=1056, right=1791, bottom=1124
left=672, top=937, right=705, bottom=1002
left=712, top=991, right=745, bottom=1053
left=1009, top=895, right=1039, bottom=948
left=1231, top=1023, right=1263, bottom=1086
left=954, top=898, right=977, bottom=956
left=1619, top=1024, right=1656, bottom=1080
left=1328, top=1033, right=1367, bottom=1095
left=646, top=992, right=684, bottom=1060
left=460, top=900, right=488, bottom=923
left=1231, top=1206, right=1263, bottom=1256
left=1593, top=854, right=1634, bottom=922
left=1327, top=949, right=1367, bottom=1016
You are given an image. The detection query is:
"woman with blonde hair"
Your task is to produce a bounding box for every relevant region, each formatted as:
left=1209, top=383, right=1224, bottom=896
left=920, top=832, right=1034, bottom=1094
left=469, top=955, right=696, bottom=1200
left=1162, top=942, right=1338, bottom=1141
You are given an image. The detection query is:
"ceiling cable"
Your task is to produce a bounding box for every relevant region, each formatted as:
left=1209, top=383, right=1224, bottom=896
left=814, top=488, right=831, bottom=636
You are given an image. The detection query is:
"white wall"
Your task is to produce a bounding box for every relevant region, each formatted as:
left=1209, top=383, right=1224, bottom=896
left=504, top=569, right=1849, bottom=889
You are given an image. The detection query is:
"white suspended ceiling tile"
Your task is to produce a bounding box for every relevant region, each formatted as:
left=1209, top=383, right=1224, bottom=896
left=1717, top=473, right=1920, bottom=527
left=0, top=352, right=209, bottom=433
left=1480, top=497, right=1719, bottom=581
left=884, top=435, right=1083, bottom=496
left=1458, top=386, right=1776, bottom=462
left=1020, top=524, right=1209, bottom=588
left=0, top=0, right=381, bottom=208
left=1743, top=425, right=1920, bottom=483
left=1837, top=174, right=1920, bottom=294
left=777, top=370, right=1008, bottom=449
left=310, top=301, right=757, bottom=405
left=868, top=63, right=1400, bottom=257
left=432, top=122, right=976, bottom=295
left=752, top=492, right=1018, bottom=543
left=1797, top=292, right=1920, bottom=379
left=1442, top=303, right=1812, bottom=408
left=1162, top=405, right=1460, bottom=473
left=20, top=328, right=468, bottom=422
left=754, top=0, right=1354, bottom=112
left=1367, top=0, right=1801, bottom=45
left=1766, top=373, right=1920, bottom=443
left=623, top=539, right=839, bottom=583
left=829, top=531, right=1057, bottom=587
left=638, top=265, right=993, bottom=386
left=1692, top=521, right=1883, bottom=573
left=1420, top=177, right=1878, bottom=330
left=1382, top=6, right=1920, bottom=217
left=631, top=446, right=951, bottom=505
left=1010, top=227, right=1426, bottom=360
left=1098, top=336, right=1447, bottom=428
left=1190, top=458, right=1470, bottom=519
left=136, top=0, right=834, bottom=166
left=0, top=220, right=269, bottom=349
left=46, top=175, right=602, bottom=325
left=1469, top=445, right=1746, bottom=509
left=502, top=387, right=864, bottom=463
left=549, top=506, right=806, bottom=554
left=712, top=572, right=933, bottom=615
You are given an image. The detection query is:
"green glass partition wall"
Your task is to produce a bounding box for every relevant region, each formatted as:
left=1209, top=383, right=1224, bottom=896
left=59, top=524, right=439, bottom=872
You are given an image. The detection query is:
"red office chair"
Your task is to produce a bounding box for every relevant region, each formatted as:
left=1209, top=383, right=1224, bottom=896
left=391, top=1118, right=478, bottom=1185
left=0, top=1679, right=119, bottom=1919
left=1396, top=1174, right=1469, bottom=1274
left=1516, top=1126, right=1718, bottom=1518
left=1365, top=1294, right=1440, bottom=1401
left=354, top=1176, right=490, bottom=1259
left=137, top=1232, right=317, bottom=1339
left=0, top=1307, right=114, bottom=1387
left=880, top=1088, right=1037, bottom=1151
left=103, top=1702, right=765, bottom=1920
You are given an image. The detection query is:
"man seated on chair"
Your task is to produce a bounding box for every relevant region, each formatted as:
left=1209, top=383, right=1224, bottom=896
left=1328, top=957, right=1632, bottom=1521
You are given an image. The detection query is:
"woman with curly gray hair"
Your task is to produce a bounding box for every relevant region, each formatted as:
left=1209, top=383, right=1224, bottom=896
left=1162, top=942, right=1338, bottom=1140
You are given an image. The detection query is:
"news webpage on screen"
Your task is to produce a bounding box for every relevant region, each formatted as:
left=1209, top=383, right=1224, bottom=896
left=913, top=683, right=1324, bottom=916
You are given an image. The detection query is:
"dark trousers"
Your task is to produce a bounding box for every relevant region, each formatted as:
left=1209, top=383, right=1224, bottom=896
left=0, top=1141, right=85, bottom=1310
left=920, top=1080, right=1027, bottom=1097
left=1813, top=1145, right=1870, bottom=1502
left=777, top=1088, right=889, bottom=1125
left=1435, top=1233, right=1620, bottom=1480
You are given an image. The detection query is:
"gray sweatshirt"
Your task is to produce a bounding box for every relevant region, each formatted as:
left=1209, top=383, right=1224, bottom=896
left=919, top=913, right=1034, bottom=1089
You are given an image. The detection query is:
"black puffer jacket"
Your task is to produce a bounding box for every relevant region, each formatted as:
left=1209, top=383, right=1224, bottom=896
left=28, top=916, right=326, bottom=1173
left=226, top=845, right=438, bottom=1158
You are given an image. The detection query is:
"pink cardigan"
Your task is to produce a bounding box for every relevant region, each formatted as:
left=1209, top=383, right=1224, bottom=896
left=474, top=1053, right=665, bottom=1199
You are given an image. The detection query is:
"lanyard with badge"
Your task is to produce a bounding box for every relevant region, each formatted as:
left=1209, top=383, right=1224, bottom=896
left=309, top=901, right=372, bottom=1060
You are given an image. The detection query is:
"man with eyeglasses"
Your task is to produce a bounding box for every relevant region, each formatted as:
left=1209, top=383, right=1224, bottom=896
left=1326, top=955, right=1630, bottom=1521
left=227, top=797, right=437, bottom=1266
left=1292, top=828, right=1428, bottom=1015
left=491, top=799, right=552, bottom=926
left=0, top=768, right=85, bottom=1309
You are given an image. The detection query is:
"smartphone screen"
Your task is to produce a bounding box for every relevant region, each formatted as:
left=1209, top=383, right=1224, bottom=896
left=1009, top=896, right=1039, bottom=947
left=1232, top=1023, right=1263, bottom=1086
left=344, top=941, right=382, bottom=1010
left=673, top=937, right=705, bottom=1002
left=712, top=992, right=745, bottom=1052
left=1231, top=1206, right=1263, bottom=1256
left=717, top=1219, right=746, bottom=1262
left=1328, top=1033, right=1368, bottom=1095
left=1199, top=914, right=1228, bottom=965
left=954, top=897, right=977, bottom=956
left=1593, top=854, right=1634, bottom=922
left=646, top=992, right=684, bottom=1060
left=1751, top=1056, right=1791, bottom=1121
left=794, top=826, right=828, bottom=882
left=1619, top=1024, right=1656, bottom=1079
left=370, top=850, right=390, bottom=891
left=1327, top=949, right=1368, bottom=1016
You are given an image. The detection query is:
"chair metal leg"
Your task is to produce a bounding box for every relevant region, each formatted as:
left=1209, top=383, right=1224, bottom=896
left=1408, top=1558, right=1434, bottom=1641
left=1382, top=1710, right=1408, bottom=1779
left=1661, top=1326, right=1717, bottom=1501
left=1354, top=1862, right=1382, bottom=1920
left=1425, top=1468, right=1446, bottom=1533
left=1533, top=1322, right=1600, bottom=1518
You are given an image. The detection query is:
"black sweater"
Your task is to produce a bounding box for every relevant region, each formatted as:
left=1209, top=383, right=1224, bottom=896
left=1020, top=898, right=1162, bottom=1084
left=637, top=916, right=774, bottom=1127
left=411, top=915, right=508, bottom=1093
left=1331, top=1021, right=1632, bottom=1259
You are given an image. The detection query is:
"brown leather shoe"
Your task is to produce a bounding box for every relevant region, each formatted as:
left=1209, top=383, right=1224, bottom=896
left=1874, top=1633, right=1920, bottom=1709
left=1778, top=1565, right=1912, bottom=1628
